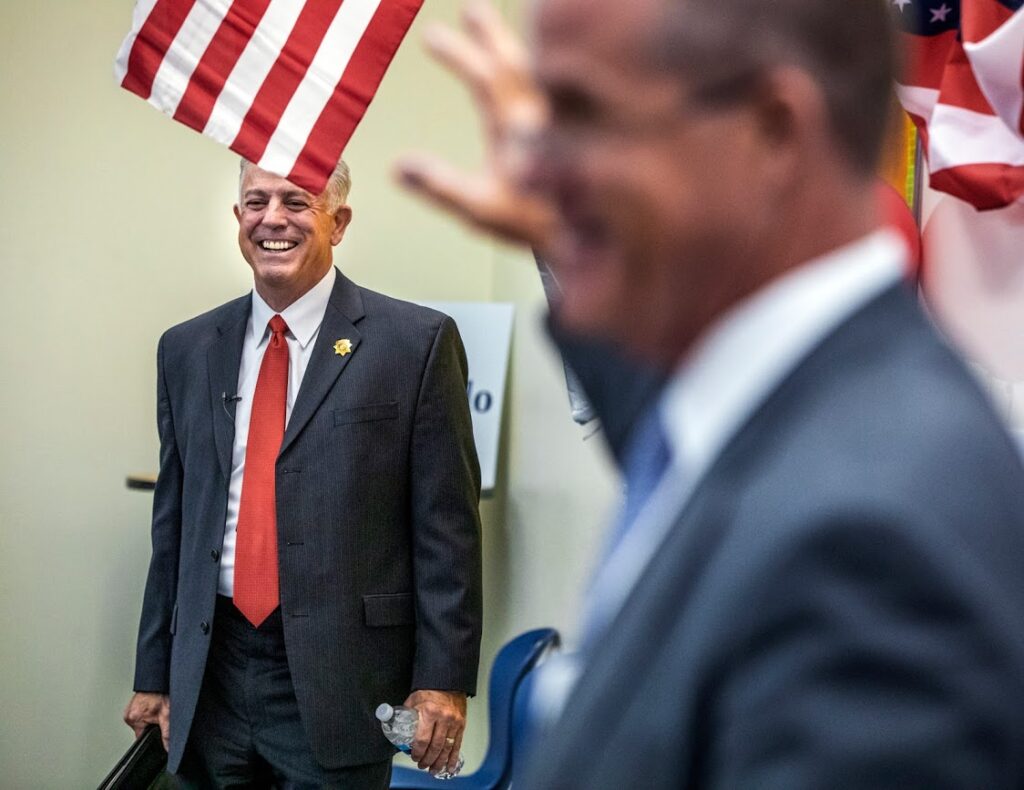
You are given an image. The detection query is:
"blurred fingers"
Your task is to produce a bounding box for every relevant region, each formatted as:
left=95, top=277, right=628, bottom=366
left=463, top=0, right=528, bottom=69
left=396, top=156, right=490, bottom=225
left=424, top=22, right=493, bottom=98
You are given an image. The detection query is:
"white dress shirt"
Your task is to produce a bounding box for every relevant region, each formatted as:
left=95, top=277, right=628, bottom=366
left=218, top=267, right=337, bottom=596
left=532, top=230, right=906, bottom=720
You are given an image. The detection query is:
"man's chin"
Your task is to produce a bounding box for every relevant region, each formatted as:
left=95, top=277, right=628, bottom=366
left=554, top=282, right=677, bottom=367
left=251, top=257, right=299, bottom=282
left=549, top=251, right=622, bottom=334
left=552, top=288, right=621, bottom=341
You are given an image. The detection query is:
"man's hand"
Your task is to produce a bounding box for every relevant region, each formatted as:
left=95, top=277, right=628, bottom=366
left=123, top=692, right=171, bottom=751
left=403, top=689, right=468, bottom=776
left=396, top=0, right=557, bottom=250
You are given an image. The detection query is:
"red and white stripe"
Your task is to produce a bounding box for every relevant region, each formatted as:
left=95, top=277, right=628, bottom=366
left=115, top=0, right=424, bottom=194
left=963, top=3, right=1024, bottom=136
left=897, top=0, right=1024, bottom=210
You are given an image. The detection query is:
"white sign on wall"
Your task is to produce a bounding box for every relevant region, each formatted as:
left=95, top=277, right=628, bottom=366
left=421, top=302, right=515, bottom=494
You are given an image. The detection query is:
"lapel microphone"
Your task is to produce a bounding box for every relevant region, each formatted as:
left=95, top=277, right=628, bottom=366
left=221, top=392, right=242, bottom=421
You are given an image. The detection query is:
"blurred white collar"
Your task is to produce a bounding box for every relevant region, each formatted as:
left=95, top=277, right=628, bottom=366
left=661, top=229, right=906, bottom=486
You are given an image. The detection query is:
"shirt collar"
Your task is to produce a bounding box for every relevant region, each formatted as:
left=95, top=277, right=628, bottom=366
left=250, top=267, right=336, bottom=348
left=659, top=229, right=906, bottom=485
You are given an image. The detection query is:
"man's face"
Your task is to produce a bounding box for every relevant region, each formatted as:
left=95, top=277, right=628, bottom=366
left=530, top=0, right=768, bottom=365
left=234, top=165, right=351, bottom=299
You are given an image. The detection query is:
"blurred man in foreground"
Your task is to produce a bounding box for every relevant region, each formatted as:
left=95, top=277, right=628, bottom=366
left=399, top=0, right=1024, bottom=786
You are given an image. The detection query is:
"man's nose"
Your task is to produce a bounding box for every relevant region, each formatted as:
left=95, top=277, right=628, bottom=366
left=260, top=199, right=288, bottom=226
left=520, top=129, right=563, bottom=198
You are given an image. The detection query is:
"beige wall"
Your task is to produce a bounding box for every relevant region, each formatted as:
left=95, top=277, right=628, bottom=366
left=0, top=2, right=617, bottom=786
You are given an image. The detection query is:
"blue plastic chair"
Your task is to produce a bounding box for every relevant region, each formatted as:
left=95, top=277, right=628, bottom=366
left=509, top=663, right=542, bottom=779
left=390, top=627, right=560, bottom=789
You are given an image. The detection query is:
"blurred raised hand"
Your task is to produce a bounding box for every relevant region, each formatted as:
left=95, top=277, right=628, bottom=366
left=396, top=1, right=556, bottom=250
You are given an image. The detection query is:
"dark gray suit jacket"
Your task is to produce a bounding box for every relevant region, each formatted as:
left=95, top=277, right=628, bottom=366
left=133, top=269, right=483, bottom=772
left=524, top=284, right=1024, bottom=788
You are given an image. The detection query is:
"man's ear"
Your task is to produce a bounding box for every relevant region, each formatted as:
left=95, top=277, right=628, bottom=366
left=748, top=66, right=825, bottom=188
left=331, top=205, right=354, bottom=245
left=233, top=204, right=242, bottom=224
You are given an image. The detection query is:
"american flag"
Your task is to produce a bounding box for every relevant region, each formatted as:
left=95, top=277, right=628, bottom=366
left=115, top=0, right=424, bottom=194
left=894, top=0, right=1024, bottom=210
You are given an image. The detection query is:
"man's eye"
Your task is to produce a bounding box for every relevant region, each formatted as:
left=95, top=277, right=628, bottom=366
left=550, top=86, right=599, bottom=125
left=246, top=201, right=266, bottom=209
left=287, top=201, right=309, bottom=210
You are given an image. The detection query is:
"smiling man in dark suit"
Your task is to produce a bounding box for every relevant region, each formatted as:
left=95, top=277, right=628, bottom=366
left=123, top=158, right=482, bottom=788
left=398, top=0, right=1024, bottom=786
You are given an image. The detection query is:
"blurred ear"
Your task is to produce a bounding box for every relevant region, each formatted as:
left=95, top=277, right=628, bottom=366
left=233, top=204, right=242, bottom=224
left=748, top=65, right=826, bottom=186
left=330, top=205, right=353, bottom=245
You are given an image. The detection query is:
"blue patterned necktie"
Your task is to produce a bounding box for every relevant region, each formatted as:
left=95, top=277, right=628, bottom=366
left=580, top=407, right=672, bottom=650
left=603, top=407, right=672, bottom=562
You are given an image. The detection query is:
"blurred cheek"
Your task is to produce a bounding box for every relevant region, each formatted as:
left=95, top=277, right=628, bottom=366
left=555, top=279, right=618, bottom=338
left=520, top=131, right=560, bottom=195
left=551, top=243, right=633, bottom=341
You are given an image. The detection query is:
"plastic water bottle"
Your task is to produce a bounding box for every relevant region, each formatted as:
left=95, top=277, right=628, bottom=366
left=375, top=703, right=464, bottom=779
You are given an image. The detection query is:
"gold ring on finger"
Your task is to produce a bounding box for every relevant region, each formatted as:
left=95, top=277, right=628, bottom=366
left=445, top=737, right=456, bottom=745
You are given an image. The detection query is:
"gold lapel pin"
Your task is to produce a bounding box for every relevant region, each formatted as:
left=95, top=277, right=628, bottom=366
left=334, top=338, right=353, bottom=357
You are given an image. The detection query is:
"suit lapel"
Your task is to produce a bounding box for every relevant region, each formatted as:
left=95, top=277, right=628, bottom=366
left=519, top=477, right=726, bottom=788
left=279, top=270, right=365, bottom=457
left=207, top=297, right=250, bottom=482
left=577, top=475, right=727, bottom=700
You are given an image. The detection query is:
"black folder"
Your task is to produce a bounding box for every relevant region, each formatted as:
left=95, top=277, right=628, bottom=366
left=97, top=725, right=171, bottom=790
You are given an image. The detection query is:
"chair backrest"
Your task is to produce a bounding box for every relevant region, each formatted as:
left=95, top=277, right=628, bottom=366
left=510, top=662, right=542, bottom=779
left=472, top=627, right=560, bottom=786
left=389, top=627, right=560, bottom=789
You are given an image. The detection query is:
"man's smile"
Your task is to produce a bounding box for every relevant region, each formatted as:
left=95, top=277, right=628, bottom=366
left=257, top=239, right=299, bottom=252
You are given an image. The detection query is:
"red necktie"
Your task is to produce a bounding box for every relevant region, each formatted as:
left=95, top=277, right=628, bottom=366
left=234, top=314, right=289, bottom=626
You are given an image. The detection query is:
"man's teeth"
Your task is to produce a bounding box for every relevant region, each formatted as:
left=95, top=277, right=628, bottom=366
left=260, top=240, right=297, bottom=251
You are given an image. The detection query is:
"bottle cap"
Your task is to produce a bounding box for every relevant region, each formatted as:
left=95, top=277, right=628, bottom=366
left=375, top=703, right=394, bottom=722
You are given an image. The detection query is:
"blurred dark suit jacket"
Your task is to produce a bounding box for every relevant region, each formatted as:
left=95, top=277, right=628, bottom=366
left=547, top=317, right=665, bottom=464
left=537, top=252, right=665, bottom=463
left=527, top=283, right=1024, bottom=788
left=133, top=269, right=483, bottom=772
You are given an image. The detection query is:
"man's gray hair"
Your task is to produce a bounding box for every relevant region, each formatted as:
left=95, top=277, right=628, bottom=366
left=238, top=158, right=352, bottom=212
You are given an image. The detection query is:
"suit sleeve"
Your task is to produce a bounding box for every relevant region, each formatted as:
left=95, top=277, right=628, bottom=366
left=707, top=516, right=1021, bottom=789
left=408, top=316, right=483, bottom=695
left=132, top=335, right=183, bottom=693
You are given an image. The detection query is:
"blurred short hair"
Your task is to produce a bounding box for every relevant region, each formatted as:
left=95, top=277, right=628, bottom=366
left=653, top=0, right=898, bottom=175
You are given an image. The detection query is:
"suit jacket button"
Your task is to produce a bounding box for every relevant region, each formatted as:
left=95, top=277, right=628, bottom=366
left=200, top=621, right=210, bottom=634
left=211, top=549, right=220, bottom=562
